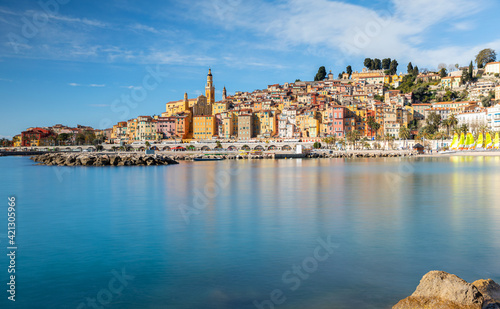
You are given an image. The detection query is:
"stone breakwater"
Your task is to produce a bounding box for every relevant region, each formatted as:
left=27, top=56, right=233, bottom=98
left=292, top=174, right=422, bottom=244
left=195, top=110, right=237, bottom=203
left=393, top=271, right=500, bottom=309
left=30, top=153, right=178, bottom=166
left=169, top=151, right=417, bottom=161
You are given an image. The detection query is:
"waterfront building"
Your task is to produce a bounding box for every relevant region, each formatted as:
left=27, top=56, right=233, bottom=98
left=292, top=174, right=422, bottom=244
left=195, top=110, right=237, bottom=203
left=156, top=117, right=177, bottom=139
left=20, top=127, right=55, bottom=146
left=126, top=118, right=138, bottom=141
left=111, top=121, right=128, bottom=144
left=193, top=115, right=216, bottom=140
left=457, top=107, right=487, bottom=133
left=136, top=116, right=157, bottom=141
left=486, top=104, right=500, bottom=131
left=237, top=111, right=253, bottom=140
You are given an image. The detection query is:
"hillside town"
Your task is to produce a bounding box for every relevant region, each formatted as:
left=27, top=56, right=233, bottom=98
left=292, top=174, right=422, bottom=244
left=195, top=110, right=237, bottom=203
left=4, top=51, right=500, bottom=150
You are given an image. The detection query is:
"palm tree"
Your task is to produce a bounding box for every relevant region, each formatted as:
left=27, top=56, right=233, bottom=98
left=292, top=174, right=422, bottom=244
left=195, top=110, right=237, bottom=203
left=323, top=136, right=337, bottom=149
left=367, top=116, right=380, bottom=138
left=448, top=114, right=458, bottom=134
left=346, top=130, right=361, bottom=149
left=399, top=126, right=410, bottom=140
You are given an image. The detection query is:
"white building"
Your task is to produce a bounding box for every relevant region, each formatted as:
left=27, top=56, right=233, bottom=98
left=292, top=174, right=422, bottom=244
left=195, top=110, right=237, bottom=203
left=278, top=108, right=297, bottom=138
left=469, top=81, right=496, bottom=101
left=484, top=62, right=500, bottom=75
left=457, top=108, right=487, bottom=133
left=384, top=121, right=400, bottom=138
left=486, top=104, right=500, bottom=132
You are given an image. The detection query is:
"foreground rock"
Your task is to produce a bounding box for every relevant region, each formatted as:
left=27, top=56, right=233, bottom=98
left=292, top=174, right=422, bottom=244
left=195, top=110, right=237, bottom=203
left=472, top=279, right=500, bottom=309
left=393, top=271, right=500, bottom=309
left=30, top=153, right=178, bottom=166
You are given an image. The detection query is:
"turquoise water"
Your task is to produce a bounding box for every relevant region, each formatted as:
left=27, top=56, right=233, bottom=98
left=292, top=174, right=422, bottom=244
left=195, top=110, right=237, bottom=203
left=1, top=156, right=500, bottom=309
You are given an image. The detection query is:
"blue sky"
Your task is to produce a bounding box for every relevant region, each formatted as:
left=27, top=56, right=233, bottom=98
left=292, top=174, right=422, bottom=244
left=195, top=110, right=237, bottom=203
left=1, top=0, right=500, bottom=138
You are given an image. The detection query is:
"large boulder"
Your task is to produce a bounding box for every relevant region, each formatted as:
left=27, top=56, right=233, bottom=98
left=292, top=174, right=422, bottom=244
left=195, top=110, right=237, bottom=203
left=473, top=279, right=500, bottom=309
left=393, top=271, right=483, bottom=309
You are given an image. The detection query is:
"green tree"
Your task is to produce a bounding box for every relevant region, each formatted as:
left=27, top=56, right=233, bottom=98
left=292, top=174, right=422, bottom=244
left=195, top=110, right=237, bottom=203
left=399, top=126, right=410, bottom=140
left=314, top=66, right=327, bottom=81
left=413, top=66, right=419, bottom=76
left=468, top=61, right=474, bottom=80
left=448, top=114, right=458, bottom=130
left=295, top=79, right=301, bottom=82
left=346, top=130, right=361, bottom=149
left=373, top=58, right=381, bottom=70
left=346, top=65, right=352, bottom=77
left=407, top=62, right=414, bottom=74
left=425, top=112, right=442, bottom=134
left=323, top=136, right=337, bottom=149
left=481, top=91, right=495, bottom=107
left=75, top=133, right=86, bottom=145
left=313, top=142, right=322, bottom=149
left=382, top=58, right=391, bottom=70
left=364, top=58, right=373, bottom=69
left=389, top=59, right=399, bottom=75
left=439, top=68, right=447, bottom=78
left=475, top=48, right=496, bottom=68
left=215, top=140, right=222, bottom=149
left=461, top=67, right=470, bottom=83
left=367, top=116, right=380, bottom=137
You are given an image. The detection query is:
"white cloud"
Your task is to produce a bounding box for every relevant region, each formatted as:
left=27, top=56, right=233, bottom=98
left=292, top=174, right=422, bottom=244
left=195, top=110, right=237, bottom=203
left=193, top=0, right=491, bottom=67
left=130, top=23, right=159, bottom=34
left=47, top=14, right=107, bottom=28
left=452, top=21, right=475, bottom=31
left=68, top=83, right=105, bottom=87
left=0, top=78, right=12, bottom=82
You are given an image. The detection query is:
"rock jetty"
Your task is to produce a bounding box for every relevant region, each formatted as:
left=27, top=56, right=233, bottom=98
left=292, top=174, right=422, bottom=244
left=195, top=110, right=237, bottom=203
left=30, top=153, right=178, bottom=166
left=167, top=151, right=416, bottom=161
left=393, top=271, right=500, bottom=309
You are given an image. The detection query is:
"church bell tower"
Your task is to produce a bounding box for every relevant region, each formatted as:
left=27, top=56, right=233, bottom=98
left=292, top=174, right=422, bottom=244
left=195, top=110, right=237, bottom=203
left=205, top=68, right=215, bottom=104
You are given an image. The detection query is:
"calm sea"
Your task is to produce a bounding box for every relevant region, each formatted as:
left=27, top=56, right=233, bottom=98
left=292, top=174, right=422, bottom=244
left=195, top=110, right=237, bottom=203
left=1, top=156, right=500, bottom=309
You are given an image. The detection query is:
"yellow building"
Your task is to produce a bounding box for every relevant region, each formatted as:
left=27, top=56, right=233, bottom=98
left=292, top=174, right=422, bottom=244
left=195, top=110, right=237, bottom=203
left=384, top=74, right=404, bottom=87
left=136, top=116, right=158, bottom=141
left=111, top=121, right=128, bottom=143
left=222, top=112, right=237, bottom=139
left=164, top=92, right=193, bottom=117
left=213, top=101, right=229, bottom=115
left=13, top=135, right=21, bottom=147
left=193, top=115, right=216, bottom=140
left=306, top=116, right=320, bottom=137
left=126, top=118, right=138, bottom=142
left=255, top=110, right=277, bottom=138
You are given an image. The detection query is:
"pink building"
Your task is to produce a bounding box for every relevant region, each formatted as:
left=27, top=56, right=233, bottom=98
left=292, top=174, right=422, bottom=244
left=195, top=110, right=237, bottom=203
left=330, top=106, right=347, bottom=138
left=156, top=117, right=177, bottom=139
